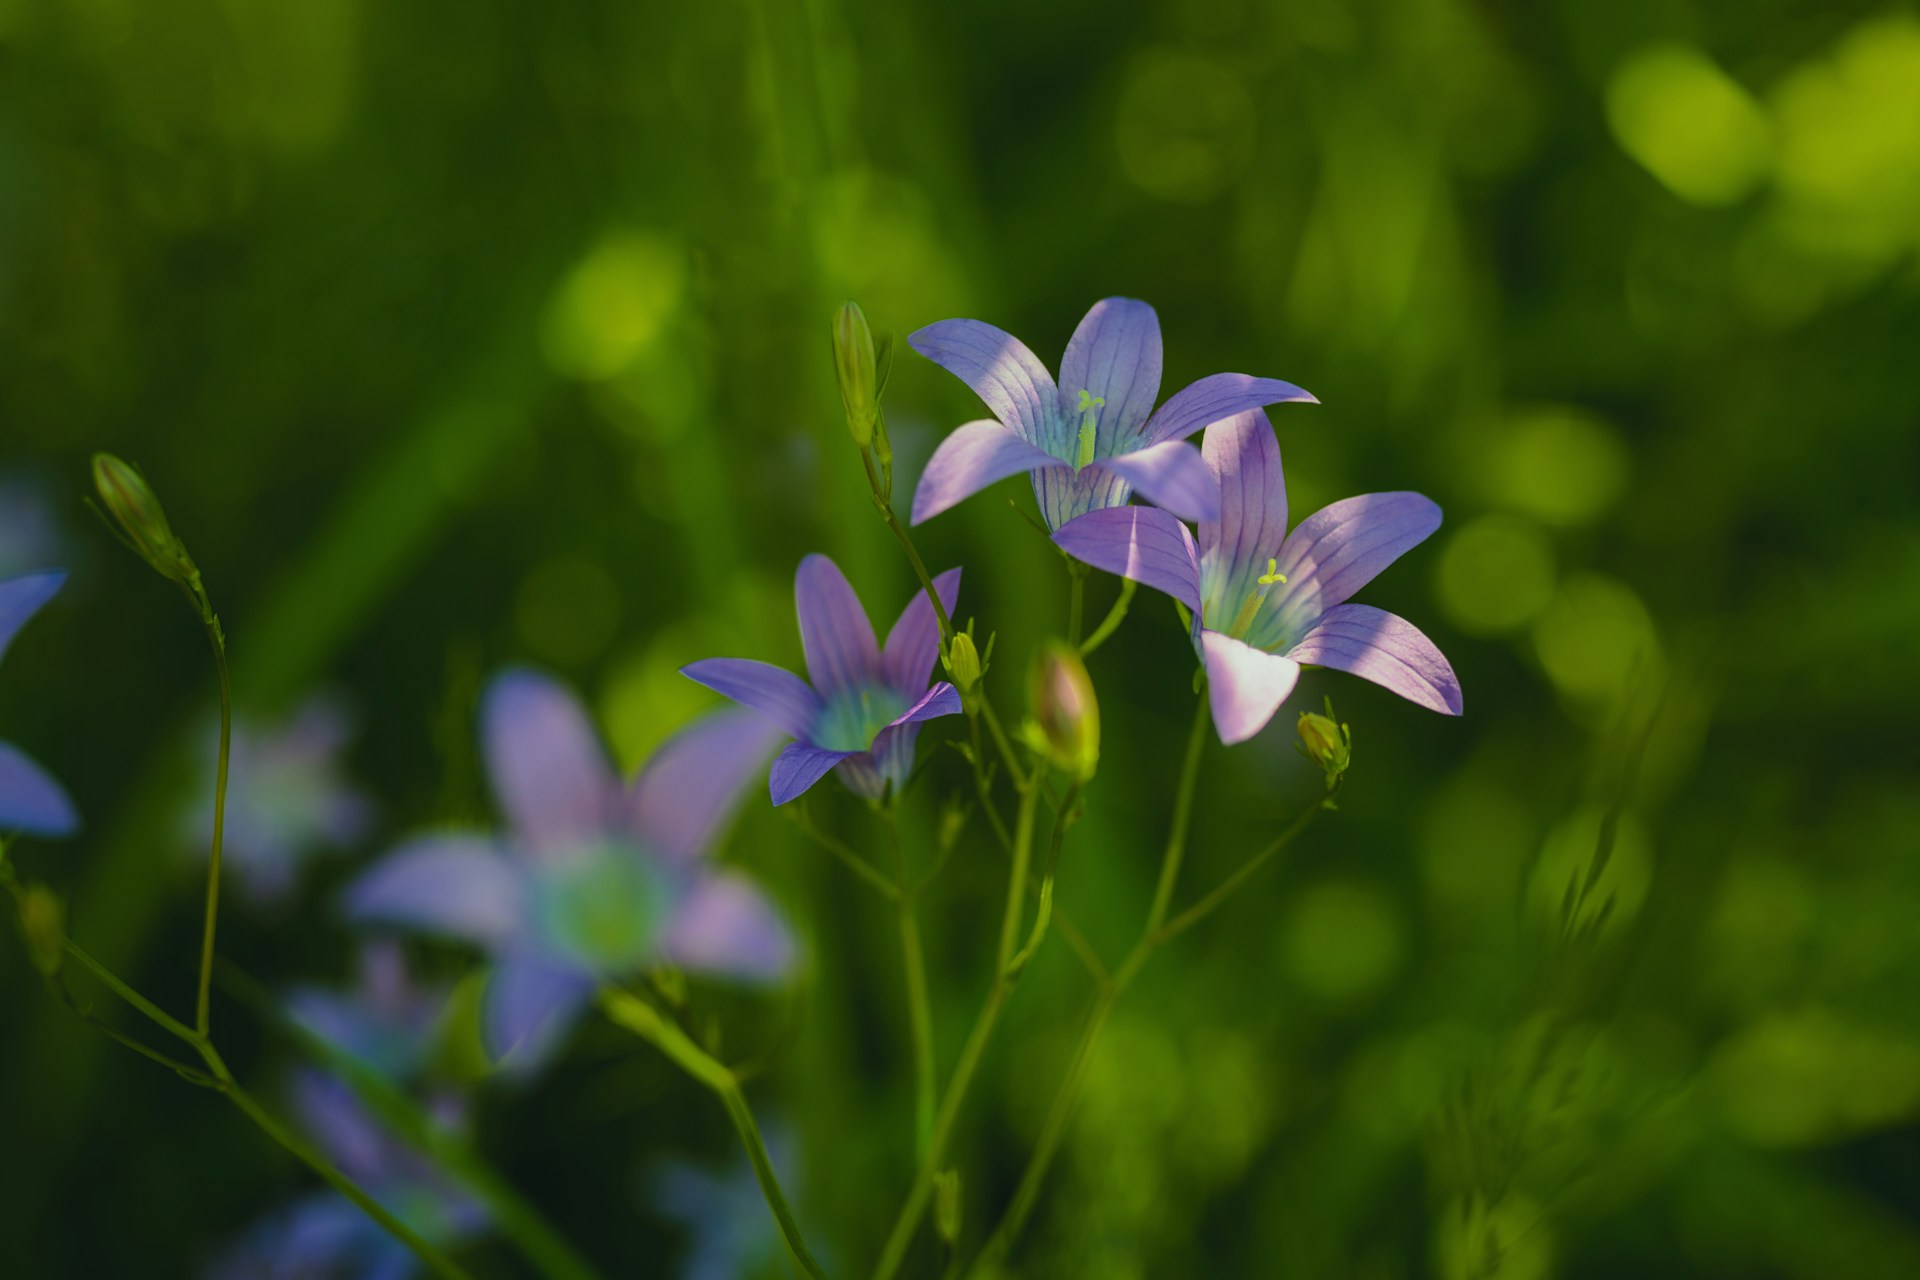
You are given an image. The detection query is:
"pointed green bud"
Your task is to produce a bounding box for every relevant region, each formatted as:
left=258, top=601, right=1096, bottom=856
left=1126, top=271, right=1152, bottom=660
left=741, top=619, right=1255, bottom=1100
left=1295, top=696, right=1351, bottom=790
left=933, top=1169, right=963, bottom=1247
left=943, top=630, right=984, bottom=713
left=1027, top=642, right=1100, bottom=782
left=833, top=301, right=879, bottom=448
left=92, top=453, right=198, bottom=587
left=19, top=884, right=64, bottom=978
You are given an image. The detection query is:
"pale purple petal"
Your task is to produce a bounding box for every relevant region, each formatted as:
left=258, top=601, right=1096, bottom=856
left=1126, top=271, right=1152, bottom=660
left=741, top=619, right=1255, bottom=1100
left=1200, top=629, right=1303, bottom=745
left=908, top=318, right=1061, bottom=449
left=795, top=554, right=879, bottom=696
left=343, top=834, right=528, bottom=949
left=1089, top=440, right=1220, bottom=522
left=886, top=680, right=963, bottom=728
left=627, top=707, right=785, bottom=864
left=1032, top=462, right=1133, bottom=530
left=291, top=1070, right=393, bottom=1183
left=0, top=570, right=62, bottom=665
left=484, top=952, right=595, bottom=1069
left=1285, top=604, right=1463, bottom=715
left=768, top=742, right=856, bottom=807
left=909, top=421, right=1067, bottom=525
left=1198, top=411, right=1289, bottom=622
left=1272, top=492, right=1443, bottom=612
left=661, top=873, right=796, bottom=982
left=482, top=668, right=617, bottom=857
left=0, top=740, right=78, bottom=837
left=1052, top=508, right=1202, bottom=612
left=680, top=659, right=822, bottom=739
left=1142, top=373, right=1317, bottom=446
left=880, top=568, right=962, bottom=694
left=1058, top=298, right=1162, bottom=452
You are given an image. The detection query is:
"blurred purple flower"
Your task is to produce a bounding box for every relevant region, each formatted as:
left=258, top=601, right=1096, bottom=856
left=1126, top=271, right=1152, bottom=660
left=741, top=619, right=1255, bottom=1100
left=345, top=668, right=792, bottom=1072
left=0, top=572, right=78, bottom=838
left=909, top=297, right=1316, bottom=529
left=681, top=555, right=962, bottom=806
left=184, top=696, right=376, bottom=904
left=286, top=941, right=451, bottom=1083
left=1055, top=410, right=1462, bottom=744
left=0, top=472, right=72, bottom=579
left=206, top=1071, right=484, bottom=1280
left=648, top=1123, right=798, bottom=1280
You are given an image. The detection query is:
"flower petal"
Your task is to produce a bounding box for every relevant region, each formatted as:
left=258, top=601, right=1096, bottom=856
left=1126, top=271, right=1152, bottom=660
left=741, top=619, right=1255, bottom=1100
left=0, top=740, right=78, bottom=837
left=627, top=707, right=785, bottom=864
left=661, top=872, right=796, bottom=982
left=0, top=571, right=63, bottom=667
left=1200, top=629, right=1303, bottom=745
left=887, top=680, right=963, bottom=728
left=1052, top=508, right=1202, bottom=612
left=1142, top=373, right=1317, bottom=446
left=482, top=668, right=617, bottom=857
left=795, top=554, right=879, bottom=696
left=1032, top=462, right=1133, bottom=530
left=1285, top=604, right=1463, bottom=715
left=1058, top=297, right=1162, bottom=452
left=908, top=318, right=1061, bottom=449
left=768, top=741, right=856, bottom=806
left=680, top=659, right=822, bottom=739
left=1089, top=440, right=1220, bottom=522
left=1199, top=411, right=1289, bottom=622
left=910, top=421, right=1067, bottom=525
left=1273, top=492, right=1443, bottom=614
left=343, top=834, right=528, bottom=948
left=484, top=951, right=595, bottom=1069
left=881, top=568, right=962, bottom=694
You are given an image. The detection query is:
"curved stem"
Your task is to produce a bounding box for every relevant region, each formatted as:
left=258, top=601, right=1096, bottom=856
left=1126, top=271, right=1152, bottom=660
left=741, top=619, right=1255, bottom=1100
left=1145, top=692, right=1210, bottom=936
left=602, top=991, right=829, bottom=1280
left=884, top=809, right=937, bottom=1160
left=194, top=608, right=232, bottom=1037
left=1065, top=562, right=1088, bottom=647
left=1078, top=577, right=1135, bottom=657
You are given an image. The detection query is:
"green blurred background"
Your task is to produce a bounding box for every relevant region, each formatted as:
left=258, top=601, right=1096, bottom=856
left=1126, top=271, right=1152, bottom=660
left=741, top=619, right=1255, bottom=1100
left=3, top=0, right=1919, bottom=1275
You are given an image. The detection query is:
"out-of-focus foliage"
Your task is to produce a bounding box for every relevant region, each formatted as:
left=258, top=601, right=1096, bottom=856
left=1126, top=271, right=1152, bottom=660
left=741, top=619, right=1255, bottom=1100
left=2, top=0, right=1916, bottom=1276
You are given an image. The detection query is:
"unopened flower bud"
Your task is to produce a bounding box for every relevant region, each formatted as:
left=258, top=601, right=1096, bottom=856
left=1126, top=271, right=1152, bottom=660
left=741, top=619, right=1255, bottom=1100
left=943, top=631, right=983, bottom=712
left=833, top=301, right=878, bottom=448
left=1027, top=642, right=1099, bottom=782
left=92, top=453, right=198, bottom=586
left=19, top=884, right=64, bottom=978
left=933, top=1169, right=963, bottom=1247
left=1296, top=696, right=1351, bottom=789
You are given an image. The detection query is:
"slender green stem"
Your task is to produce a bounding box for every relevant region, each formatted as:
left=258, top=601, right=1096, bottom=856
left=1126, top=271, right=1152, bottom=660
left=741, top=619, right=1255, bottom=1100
left=884, top=809, right=937, bottom=1160
left=866, top=481, right=953, bottom=644
left=995, top=787, right=1039, bottom=975
left=223, top=1080, right=478, bottom=1280
left=789, top=809, right=901, bottom=903
left=602, top=991, right=829, bottom=1280
left=1145, top=692, right=1210, bottom=936
left=1066, top=562, right=1088, bottom=647
left=978, top=702, right=1029, bottom=794
left=872, top=786, right=1042, bottom=1280
left=194, top=609, right=232, bottom=1037
left=1153, top=792, right=1331, bottom=948
left=1078, top=577, right=1136, bottom=657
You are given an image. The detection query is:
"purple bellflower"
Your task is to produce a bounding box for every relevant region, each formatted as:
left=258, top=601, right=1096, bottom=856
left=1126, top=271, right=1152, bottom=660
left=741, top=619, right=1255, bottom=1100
left=1054, top=410, right=1462, bottom=744
left=285, top=941, right=451, bottom=1082
left=0, top=572, right=78, bottom=838
left=206, top=1071, right=485, bottom=1280
left=908, top=297, right=1316, bottom=530
left=183, top=695, right=376, bottom=904
left=345, top=668, right=794, bottom=1072
left=681, top=555, right=963, bottom=807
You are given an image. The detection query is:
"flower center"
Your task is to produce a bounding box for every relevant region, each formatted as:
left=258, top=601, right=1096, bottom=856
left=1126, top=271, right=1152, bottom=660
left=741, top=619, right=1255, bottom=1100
left=1073, top=389, right=1105, bottom=469
left=534, top=843, right=671, bottom=972
left=814, top=685, right=910, bottom=753
left=1226, top=557, right=1288, bottom=639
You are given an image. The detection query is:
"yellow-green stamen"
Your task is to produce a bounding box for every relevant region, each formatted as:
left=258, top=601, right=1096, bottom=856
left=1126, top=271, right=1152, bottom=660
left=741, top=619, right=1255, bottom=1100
left=1227, top=558, right=1287, bottom=638
left=1073, top=389, right=1105, bottom=469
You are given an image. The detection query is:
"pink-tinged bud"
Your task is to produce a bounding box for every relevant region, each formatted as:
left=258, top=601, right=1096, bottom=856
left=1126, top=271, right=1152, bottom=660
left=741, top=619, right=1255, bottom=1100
left=833, top=301, right=878, bottom=447
left=1027, top=642, right=1099, bottom=782
left=92, top=453, right=197, bottom=586
left=19, top=884, right=64, bottom=977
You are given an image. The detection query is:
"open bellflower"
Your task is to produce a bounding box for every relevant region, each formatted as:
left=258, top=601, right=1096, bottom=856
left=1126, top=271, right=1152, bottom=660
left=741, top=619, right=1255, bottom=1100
left=681, top=555, right=963, bottom=806
left=908, top=297, right=1316, bottom=529
left=1054, top=411, right=1462, bottom=744
left=0, top=572, right=78, bottom=838
left=345, top=668, right=794, bottom=1071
